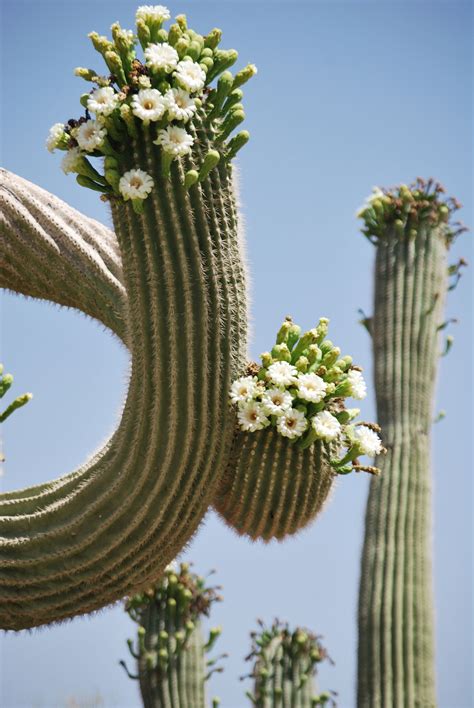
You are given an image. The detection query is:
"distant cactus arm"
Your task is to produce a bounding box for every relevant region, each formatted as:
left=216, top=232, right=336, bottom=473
left=0, top=169, right=127, bottom=343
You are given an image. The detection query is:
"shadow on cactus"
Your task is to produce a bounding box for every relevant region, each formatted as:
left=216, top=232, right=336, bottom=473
left=0, top=4, right=377, bottom=629
left=242, top=619, right=337, bottom=707
left=121, top=562, right=224, bottom=708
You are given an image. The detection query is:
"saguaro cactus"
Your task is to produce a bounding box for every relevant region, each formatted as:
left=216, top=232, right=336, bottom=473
left=243, top=619, right=335, bottom=707
left=122, top=562, right=223, bottom=708
left=356, top=180, right=467, bottom=707
left=0, top=6, right=376, bottom=630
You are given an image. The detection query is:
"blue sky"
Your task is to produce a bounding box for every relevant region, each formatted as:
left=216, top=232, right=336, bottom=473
left=0, top=1, right=472, bottom=706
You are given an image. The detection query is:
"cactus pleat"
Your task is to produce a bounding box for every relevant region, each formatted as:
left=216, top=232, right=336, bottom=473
left=356, top=181, right=466, bottom=707
left=215, top=430, right=335, bottom=541
left=0, top=169, right=127, bottom=343
left=0, top=117, right=248, bottom=629
left=123, top=563, right=223, bottom=708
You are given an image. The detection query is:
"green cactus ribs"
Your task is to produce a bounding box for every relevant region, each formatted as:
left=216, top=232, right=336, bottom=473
left=242, top=619, right=336, bottom=707
left=122, top=562, right=224, bottom=708
left=0, top=5, right=250, bottom=630
left=214, top=317, right=383, bottom=541
left=47, top=5, right=256, bottom=211
left=357, top=179, right=467, bottom=707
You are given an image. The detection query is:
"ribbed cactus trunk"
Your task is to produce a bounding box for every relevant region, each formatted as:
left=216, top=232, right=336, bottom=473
left=0, top=119, right=247, bottom=630
left=357, top=181, right=458, bottom=707
left=137, top=607, right=208, bottom=707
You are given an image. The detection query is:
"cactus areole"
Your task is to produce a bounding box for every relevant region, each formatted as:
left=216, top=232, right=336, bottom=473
left=0, top=6, right=376, bottom=630
left=356, top=179, right=467, bottom=707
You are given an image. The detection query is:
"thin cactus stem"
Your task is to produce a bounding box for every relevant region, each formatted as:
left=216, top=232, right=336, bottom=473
left=356, top=180, right=466, bottom=707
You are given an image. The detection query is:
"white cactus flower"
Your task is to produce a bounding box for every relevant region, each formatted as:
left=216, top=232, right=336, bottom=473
left=174, top=59, right=206, bottom=93
left=347, top=370, right=367, bottom=400
left=154, top=125, right=194, bottom=157
left=75, top=120, right=106, bottom=152
left=119, top=169, right=154, bottom=201
left=238, top=401, right=270, bottom=433
left=311, top=410, right=341, bottom=442
left=46, top=123, right=65, bottom=152
left=229, top=376, right=259, bottom=405
left=267, top=361, right=298, bottom=387
left=165, top=88, right=197, bottom=122
left=131, top=88, right=168, bottom=124
left=61, top=148, right=84, bottom=175
left=277, top=409, right=308, bottom=440
left=87, top=86, right=120, bottom=116
left=145, top=42, right=179, bottom=73
left=352, top=426, right=383, bottom=457
left=136, top=5, right=171, bottom=23
left=262, top=388, right=293, bottom=416
left=296, top=373, right=327, bottom=403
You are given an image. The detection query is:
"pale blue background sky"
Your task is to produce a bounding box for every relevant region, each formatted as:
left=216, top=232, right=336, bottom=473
left=0, top=1, right=472, bottom=706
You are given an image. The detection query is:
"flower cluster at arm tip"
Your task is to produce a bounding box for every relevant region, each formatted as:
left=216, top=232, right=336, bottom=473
left=229, top=317, right=385, bottom=475
left=46, top=4, right=257, bottom=213
left=357, top=177, right=468, bottom=246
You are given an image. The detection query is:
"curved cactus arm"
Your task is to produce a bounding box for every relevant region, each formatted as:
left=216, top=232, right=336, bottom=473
left=356, top=180, right=466, bottom=707
left=0, top=169, right=128, bottom=343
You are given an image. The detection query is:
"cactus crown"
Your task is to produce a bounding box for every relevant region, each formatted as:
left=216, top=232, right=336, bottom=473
left=229, top=317, right=384, bottom=475
left=47, top=5, right=256, bottom=208
left=125, top=561, right=222, bottom=626
left=357, top=177, right=467, bottom=246
left=243, top=619, right=336, bottom=707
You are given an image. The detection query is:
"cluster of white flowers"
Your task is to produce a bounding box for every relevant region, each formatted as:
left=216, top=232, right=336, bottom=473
left=229, top=319, right=383, bottom=466
left=230, top=365, right=343, bottom=443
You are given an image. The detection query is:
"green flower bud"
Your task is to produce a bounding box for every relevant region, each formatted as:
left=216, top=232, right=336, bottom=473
left=168, top=23, right=182, bottom=46
left=187, top=40, right=202, bottom=61
left=175, top=14, right=187, bottom=31
left=222, top=88, right=243, bottom=114
left=76, top=175, right=110, bottom=193
left=217, top=109, right=245, bottom=141
left=136, top=19, right=151, bottom=49
left=184, top=169, right=199, bottom=190
left=198, top=150, right=221, bottom=182
left=271, top=343, right=291, bottom=362
left=156, top=28, right=168, bottom=43
left=232, top=63, right=257, bottom=90
left=204, top=28, right=222, bottom=50
left=175, top=36, right=190, bottom=59
left=295, top=356, right=309, bottom=373
left=74, top=67, right=98, bottom=82
left=207, top=71, right=234, bottom=120
left=104, top=50, right=127, bottom=87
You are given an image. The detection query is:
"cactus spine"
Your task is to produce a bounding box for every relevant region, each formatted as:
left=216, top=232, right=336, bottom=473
left=244, top=620, right=334, bottom=707
left=356, top=180, right=466, bottom=707
left=122, top=563, right=223, bottom=708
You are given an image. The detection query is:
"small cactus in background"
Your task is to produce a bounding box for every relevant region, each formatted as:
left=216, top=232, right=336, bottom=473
left=242, top=619, right=336, bottom=707
left=121, top=562, right=225, bottom=708
left=356, top=179, right=467, bottom=707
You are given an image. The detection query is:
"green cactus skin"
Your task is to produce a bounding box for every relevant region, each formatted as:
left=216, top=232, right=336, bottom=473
left=0, top=116, right=247, bottom=630
left=0, top=169, right=127, bottom=344
left=356, top=180, right=466, bottom=707
left=244, top=620, right=335, bottom=707
left=122, top=563, right=223, bottom=708
left=215, top=430, right=335, bottom=541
